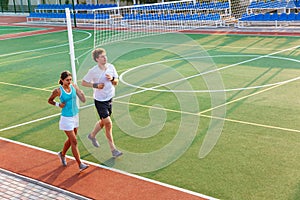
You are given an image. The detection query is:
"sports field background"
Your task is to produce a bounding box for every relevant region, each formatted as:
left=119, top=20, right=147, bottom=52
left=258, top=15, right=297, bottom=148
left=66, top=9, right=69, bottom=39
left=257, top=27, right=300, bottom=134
left=1, top=24, right=300, bottom=199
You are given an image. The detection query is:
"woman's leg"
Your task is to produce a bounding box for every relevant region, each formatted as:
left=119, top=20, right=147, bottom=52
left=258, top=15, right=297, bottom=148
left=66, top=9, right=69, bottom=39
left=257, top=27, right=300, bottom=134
left=64, top=129, right=81, bottom=166
left=61, top=138, right=71, bottom=156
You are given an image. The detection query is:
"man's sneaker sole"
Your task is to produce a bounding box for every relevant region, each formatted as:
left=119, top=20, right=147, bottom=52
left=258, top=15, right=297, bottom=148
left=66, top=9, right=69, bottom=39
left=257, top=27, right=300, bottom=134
left=112, top=150, right=123, bottom=158
left=79, top=163, right=89, bottom=172
left=87, top=134, right=100, bottom=148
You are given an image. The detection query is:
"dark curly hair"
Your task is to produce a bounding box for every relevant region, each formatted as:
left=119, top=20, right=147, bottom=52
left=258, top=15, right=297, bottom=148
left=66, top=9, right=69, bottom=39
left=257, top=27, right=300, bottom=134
left=59, top=70, right=72, bottom=85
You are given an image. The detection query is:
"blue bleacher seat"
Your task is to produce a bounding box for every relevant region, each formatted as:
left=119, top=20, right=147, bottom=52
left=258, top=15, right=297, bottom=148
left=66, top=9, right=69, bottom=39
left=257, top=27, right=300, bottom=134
left=135, top=13, right=141, bottom=20
left=128, top=13, right=135, bottom=20
left=240, top=13, right=248, bottom=20
left=185, top=13, right=191, bottom=20
left=181, top=2, right=188, bottom=9
left=191, top=13, right=199, bottom=20
left=147, top=13, right=154, bottom=20
left=199, top=14, right=206, bottom=20
left=96, top=13, right=109, bottom=19
left=152, top=13, right=159, bottom=20
left=257, top=1, right=265, bottom=8
left=164, top=14, right=172, bottom=20
left=194, top=2, right=201, bottom=8
left=278, top=13, right=288, bottom=20
left=206, top=13, right=213, bottom=20
left=187, top=2, right=195, bottom=9
left=280, top=0, right=287, bottom=7
left=270, top=13, right=279, bottom=20
left=76, top=13, right=85, bottom=19
left=208, top=2, right=215, bottom=9
left=263, top=13, right=271, bottom=21
left=178, top=13, right=185, bottom=20
left=287, top=13, right=296, bottom=20
left=158, top=13, right=164, bottom=20
left=254, top=13, right=264, bottom=21
left=248, top=1, right=258, bottom=9
left=140, top=14, right=146, bottom=20
left=123, top=13, right=129, bottom=20
left=202, top=2, right=209, bottom=9
left=239, top=13, right=250, bottom=21
left=223, top=2, right=229, bottom=8
left=215, top=2, right=223, bottom=9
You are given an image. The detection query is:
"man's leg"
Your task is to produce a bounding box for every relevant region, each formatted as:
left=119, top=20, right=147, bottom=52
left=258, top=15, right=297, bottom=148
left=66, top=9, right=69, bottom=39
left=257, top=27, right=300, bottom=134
left=90, top=120, right=104, bottom=138
left=88, top=120, right=104, bottom=148
left=102, top=117, right=123, bottom=158
left=102, top=116, right=116, bottom=151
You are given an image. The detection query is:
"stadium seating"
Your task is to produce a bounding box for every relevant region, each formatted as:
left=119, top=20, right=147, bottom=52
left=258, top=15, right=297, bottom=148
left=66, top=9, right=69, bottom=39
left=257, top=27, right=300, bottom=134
left=239, top=0, right=300, bottom=27
left=27, top=3, right=117, bottom=24
left=240, top=12, right=300, bottom=21
left=246, top=0, right=300, bottom=12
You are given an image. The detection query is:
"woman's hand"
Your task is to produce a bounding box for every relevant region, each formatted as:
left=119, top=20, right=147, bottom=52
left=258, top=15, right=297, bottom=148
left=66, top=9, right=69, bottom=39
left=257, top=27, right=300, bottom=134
left=59, top=102, right=66, bottom=108
left=73, top=84, right=86, bottom=103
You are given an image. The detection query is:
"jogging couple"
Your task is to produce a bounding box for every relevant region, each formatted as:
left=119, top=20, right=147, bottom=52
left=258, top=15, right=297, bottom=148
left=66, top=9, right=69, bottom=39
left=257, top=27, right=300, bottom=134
left=48, top=48, right=122, bottom=172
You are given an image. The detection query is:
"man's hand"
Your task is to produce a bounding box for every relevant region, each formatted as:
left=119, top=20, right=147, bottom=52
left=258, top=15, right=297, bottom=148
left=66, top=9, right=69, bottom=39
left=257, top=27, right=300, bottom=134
left=105, top=74, right=113, bottom=81
left=93, top=83, right=104, bottom=89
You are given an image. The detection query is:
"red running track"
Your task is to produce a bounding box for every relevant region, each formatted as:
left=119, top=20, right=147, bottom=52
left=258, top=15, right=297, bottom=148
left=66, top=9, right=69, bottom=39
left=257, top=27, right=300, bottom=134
left=0, top=138, right=214, bottom=200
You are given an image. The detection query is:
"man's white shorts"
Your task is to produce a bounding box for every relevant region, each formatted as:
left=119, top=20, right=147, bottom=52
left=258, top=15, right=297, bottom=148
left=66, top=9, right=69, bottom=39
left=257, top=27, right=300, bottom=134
left=59, top=114, right=79, bottom=131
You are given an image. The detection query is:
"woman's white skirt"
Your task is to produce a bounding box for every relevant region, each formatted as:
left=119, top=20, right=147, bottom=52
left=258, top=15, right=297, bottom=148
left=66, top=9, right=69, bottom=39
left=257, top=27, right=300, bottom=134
left=59, top=114, right=79, bottom=131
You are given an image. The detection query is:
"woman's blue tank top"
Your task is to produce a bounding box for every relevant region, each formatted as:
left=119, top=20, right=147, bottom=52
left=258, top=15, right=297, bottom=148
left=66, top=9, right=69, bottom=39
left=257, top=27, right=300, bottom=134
left=59, top=85, right=78, bottom=117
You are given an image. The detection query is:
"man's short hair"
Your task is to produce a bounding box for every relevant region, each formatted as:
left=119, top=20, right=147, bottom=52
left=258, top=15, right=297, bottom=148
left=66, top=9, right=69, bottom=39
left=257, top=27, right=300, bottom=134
left=92, top=48, right=106, bottom=62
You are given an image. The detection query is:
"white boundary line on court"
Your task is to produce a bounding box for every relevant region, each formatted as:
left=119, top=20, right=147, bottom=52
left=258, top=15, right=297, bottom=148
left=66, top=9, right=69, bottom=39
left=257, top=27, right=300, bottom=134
left=199, top=76, right=293, bottom=114
left=0, top=81, right=52, bottom=92
left=0, top=137, right=218, bottom=200
left=0, top=30, right=91, bottom=58
left=0, top=113, right=61, bottom=132
left=114, top=100, right=300, bottom=134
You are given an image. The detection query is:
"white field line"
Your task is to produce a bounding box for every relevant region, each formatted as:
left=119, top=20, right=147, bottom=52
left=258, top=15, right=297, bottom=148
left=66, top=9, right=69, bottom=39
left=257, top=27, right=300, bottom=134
left=200, top=79, right=286, bottom=114
left=0, top=81, right=94, bottom=132
left=0, top=81, right=52, bottom=92
left=0, top=113, right=60, bottom=132
left=0, top=30, right=91, bottom=58
left=127, top=40, right=300, bottom=53
left=201, top=113, right=300, bottom=133
left=114, top=100, right=300, bottom=134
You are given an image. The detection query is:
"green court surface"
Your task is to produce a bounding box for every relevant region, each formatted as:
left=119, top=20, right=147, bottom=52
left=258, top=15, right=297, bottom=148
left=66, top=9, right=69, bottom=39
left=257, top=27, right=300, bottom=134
left=1, top=26, right=300, bottom=200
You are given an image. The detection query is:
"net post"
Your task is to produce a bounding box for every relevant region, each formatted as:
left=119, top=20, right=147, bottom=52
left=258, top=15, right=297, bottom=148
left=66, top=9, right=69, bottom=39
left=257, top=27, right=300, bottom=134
left=66, top=8, right=80, bottom=107
left=65, top=8, right=77, bottom=85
